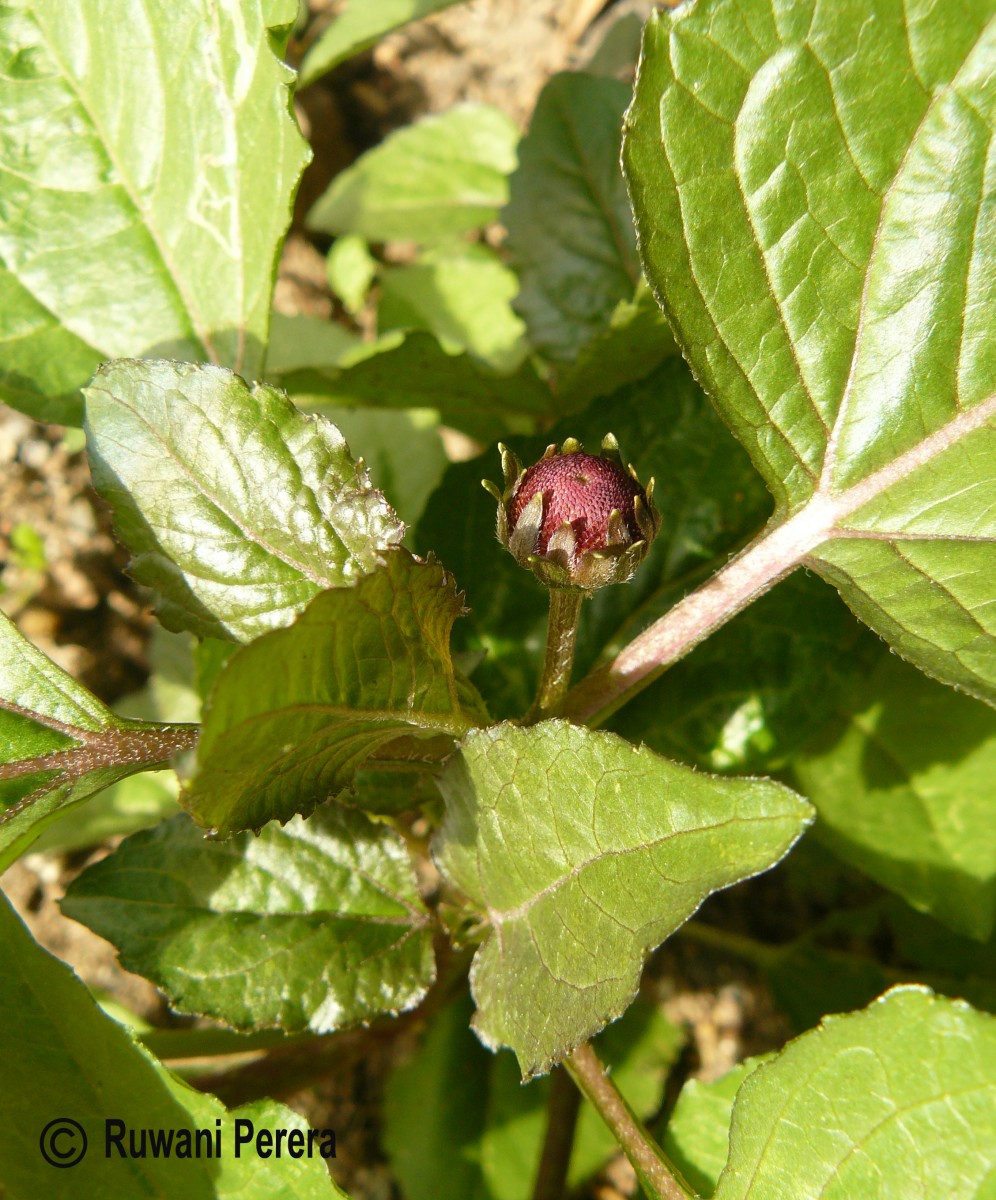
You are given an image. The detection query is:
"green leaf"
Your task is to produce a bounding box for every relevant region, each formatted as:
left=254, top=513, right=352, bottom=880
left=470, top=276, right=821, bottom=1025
left=661, top=1059, right=764, bottom=1200
left=382, top=989, right=684, bottom=1200
left=0, top=0, right=308, bottom=424
left=277, top=331, right=557, bottom=443
left=379, top=245, right=529, bottom=372
left=382, top=991, right=491, bottom=1200
left=265, top=311, right=363, bottom=376
left=308, top=104, right=518, bottom=244
left=553, top=284, right=678, bottom=413
left=480, top=1001, right=684, bottom=1199
left=795, top=654, right=996, bottom=941
left=610, top=574, right=883, bottom=774
left=433, top=720, right=812, bottom=1076
left=505, top=72, right=640, bottom=363
left=63, top=808, right=434, bottom=1033
left=326, top=235, right=377, bottom=316
left=299, top=0, right=465, bottom=88
left=624, top=1, right=996, bottom=704
left=0, top=609, right=194, bottom=872
left=714, top=987, right=996, bottom=1200
left=304, top=404, right=449, bottom=530
left=185, top=550, right=486, bottom=835
left=84, top=359, right=404, bottom=643
left=415, top=356, right=770, bottom=718
left=0, top=891, right=346, bottom=1199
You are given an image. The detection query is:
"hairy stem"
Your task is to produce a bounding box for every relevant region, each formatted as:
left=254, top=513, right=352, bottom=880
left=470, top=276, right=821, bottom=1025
left=531, top=1065, right=583, bottom=1200
left=561, top=499, right=837, bottom=725
left=565, top=1043, right=693, bottom=1200
left=564, top=388, right=996, bottom=728
left=0, top=720, right=199, bottom=786
left=525, top=588, right=584, bottom=723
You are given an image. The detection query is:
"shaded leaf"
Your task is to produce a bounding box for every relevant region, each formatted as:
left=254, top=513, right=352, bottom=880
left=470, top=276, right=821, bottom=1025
left=863, top=902, right=996, bottom=1018
left=63, top=808, right=434, bottom=1033
left=553, top=284, right=678, bottom=413
left=661, top=1059, right=764, bottom=1200
left=764, top=940, right=913, bottom=1037
left=299, top=0, right=464, bottom=88
left=433, top=720, right=812, bottom=1075
left=624, top=1, right=996, bottom=704
left=686, top=898, right=996, bottom=1036
left=480, top=1000, right=684, bottom=1199
left=382, top=991, right=491, bottom=1200
left=796, top=654, right=996, bottom=941
left=0, top=609, right=194, bottom=872
left=326, top=235, right=378, bottom=316
left=265, top=311, right=363, bottom=376
left=195, top=638, right=238, bottom=707
left=277, top=331, right=557, bottom=443
left=887, top=899, right=996, bottom=987
left=609, top=574, right=883, bottom=774
left=714, top=987, right=996, bottom=1200
left=383, top=989, right=684, bottom=1200
left=0, top=891, right=346, bottom=1199
left=506, top=72, right=640, bottom=363
left=308, top=104, right=518, bottom=244
left=585, top=12, right=645, bottom=80
left=85, top=359, right=404, bottom=643
left=0, top=0, right=308, bottom=423
left=304, top=404, right=449, bottom=530
left=379, top=245, right=528, bottom=371
left=185, top=550, right=486, bottom=835
left=346, top=766, right=441, bottom=817
left=32, top=771, right=181, bottom=857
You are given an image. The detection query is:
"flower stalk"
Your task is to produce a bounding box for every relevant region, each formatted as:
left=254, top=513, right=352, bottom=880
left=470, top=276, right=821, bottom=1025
left=524, top=587, right=583, bottom=724
left=485, top=435, right=661, bottom=725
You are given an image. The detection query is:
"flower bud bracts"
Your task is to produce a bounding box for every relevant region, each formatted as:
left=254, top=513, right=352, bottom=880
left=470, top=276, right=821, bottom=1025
left=484, top=435, right=660, bottom=592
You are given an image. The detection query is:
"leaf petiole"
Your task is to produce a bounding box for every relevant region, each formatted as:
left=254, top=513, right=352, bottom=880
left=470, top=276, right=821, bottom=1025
left=565, top=1042, right=694, bottom=1200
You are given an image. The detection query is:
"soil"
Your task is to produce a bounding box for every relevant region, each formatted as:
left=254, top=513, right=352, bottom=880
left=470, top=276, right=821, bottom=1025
left=1, top=3, right=790, bottom=1198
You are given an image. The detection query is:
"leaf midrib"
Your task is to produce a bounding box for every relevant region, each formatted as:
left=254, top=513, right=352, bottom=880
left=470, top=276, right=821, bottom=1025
left=820, top=390, right=996, bottom=529
left=30, top=4, right=218, bottom=365
left=92, top=387, right=338, bottom=591
left=555, top=88, right=641, bottom=288
left=220, top=701, right=473, bottom=741
left=485, top=810, right=795, bottom=926
left=816, top=28, right=990, bottom=492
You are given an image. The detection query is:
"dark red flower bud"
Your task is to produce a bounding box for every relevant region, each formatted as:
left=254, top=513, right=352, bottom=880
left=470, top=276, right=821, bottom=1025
left=484, top=435, right=660, bottom=591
